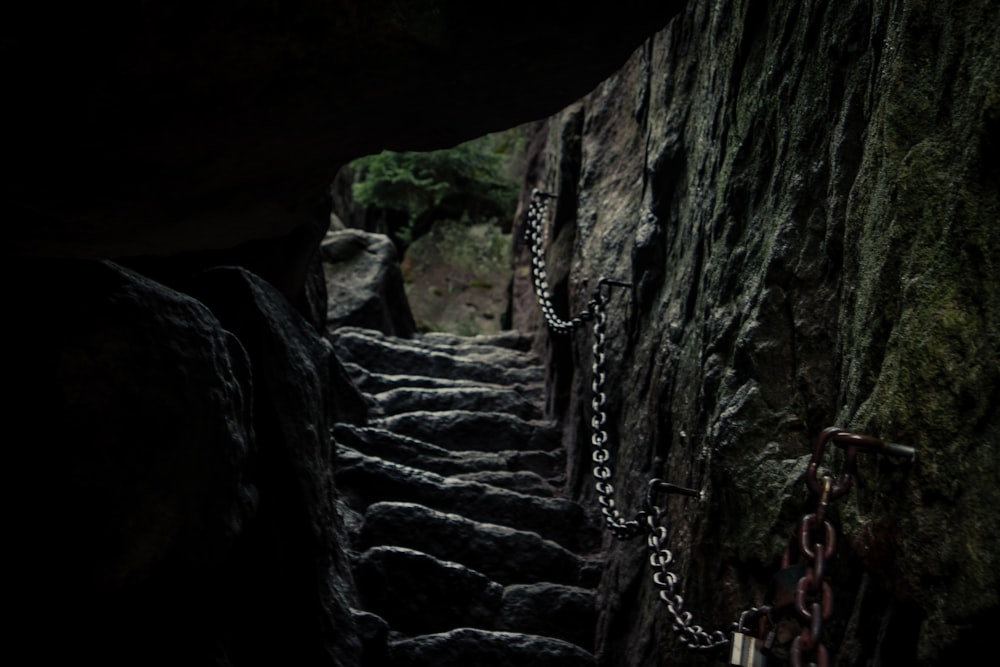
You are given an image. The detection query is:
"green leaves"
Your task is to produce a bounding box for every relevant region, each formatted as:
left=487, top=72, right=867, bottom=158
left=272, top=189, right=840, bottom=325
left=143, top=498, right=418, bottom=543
left=349, top=129, right=523, bottom=230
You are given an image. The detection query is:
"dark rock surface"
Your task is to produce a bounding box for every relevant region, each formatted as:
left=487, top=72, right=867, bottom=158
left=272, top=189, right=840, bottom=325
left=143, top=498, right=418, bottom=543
left=330, top=326, right=544, bottom=385
left=8, top=259, right=361, bottom=667
left=333, top=423, right=565, bottom=479
left=331, top=327, right=605, bottom=663
left=6, top=1, right=994, bottom=664
left=321, top=230, right=417, bottom=337
left=389, top=628, right=596, bottom=667
left=511, top=1, right=1000, bottom=665
left=358, top=501, right=591, bottom=588
left=499, top=583, right=597, bottom=651
left=355, top=545, right=503, bottom=636
left=336, top=446, right=585, bottom=549
left=370, top=409, right=560, bottom=453
left=5, top=2, right=684, bottom=259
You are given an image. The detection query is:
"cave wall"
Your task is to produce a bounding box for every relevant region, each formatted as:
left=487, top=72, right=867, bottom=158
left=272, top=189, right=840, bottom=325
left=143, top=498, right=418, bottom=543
left=512, top=0, right=999, bottom=664
left=4, top=0, right=683, bottom=260
left=5, top=4, right=689, bottom=666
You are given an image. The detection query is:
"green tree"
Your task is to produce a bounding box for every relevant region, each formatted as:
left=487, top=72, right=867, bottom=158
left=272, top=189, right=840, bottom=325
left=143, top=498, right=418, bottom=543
left=349, top=128, right=524, bottom=247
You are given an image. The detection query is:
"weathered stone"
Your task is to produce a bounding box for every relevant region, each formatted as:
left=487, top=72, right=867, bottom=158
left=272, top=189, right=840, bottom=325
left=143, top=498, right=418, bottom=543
left=8, top=259, right=251, bottom=664
left=351, top=608, right=391, bottom=667
left=187, top=266, right=362, bottom=667
left=359, top=502, right=595, bottom=587
left=322, top=230, right=417, bottom=337
left=371, top=385, right=544, bottom=420
left=370, top=410, right=560, bottom=453
left=329, top=327, right=544, bottom=385
left=340, top=363, right=501, bottom=394
left=514, top=0, right=1000, bottom=664
left=451, top=470, right=558, bottom=497
left=354, top=326, right=541, bottom=367
left=333, top=424, right=565, bottom=479
left=336, top=448, right=587, bottom=549
left=420, top=329, right=537, bottom=353
left=499, top=583, right=597, bottom=651
left=355, top=546, right=503, bottom=636
left=389, top=628, right=596, bottom=667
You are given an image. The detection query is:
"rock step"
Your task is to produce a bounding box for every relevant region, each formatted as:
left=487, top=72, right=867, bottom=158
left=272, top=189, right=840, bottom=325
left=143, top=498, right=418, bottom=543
left=418, top=329, right=536, bottom=353
left=342, top=361, right=542, bottom=395
left=335, top=325, right=539, bottom=359
left=367, top=385, right=545, bottom=420
left=329, top=328, right=543, bottom=385
left=331, top=327, right=600, bottom=666
left=354, top=545, right=595, bottom=651
left=336, top=448, right=589, bottom=550
left=333, top=423, right=565, bottom=479
left=370, top=410, right=561, bottom=453
left=358, top=502, right=600, bottom=588
left=389, top=628, right=595, bottom=667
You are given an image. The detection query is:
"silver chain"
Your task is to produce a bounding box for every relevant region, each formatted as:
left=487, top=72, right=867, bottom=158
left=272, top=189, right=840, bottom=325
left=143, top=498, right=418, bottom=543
left=590, top=291, right=645, bottom=540
left=525, top=188, right=732, bottom=652
left=525, top=189, right=594, bottom=334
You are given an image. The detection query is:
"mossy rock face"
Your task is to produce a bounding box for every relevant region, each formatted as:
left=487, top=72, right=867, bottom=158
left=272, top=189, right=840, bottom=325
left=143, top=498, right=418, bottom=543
left=514, top=0, right=999, bottom=664
left=401, top=220, right=513, bottom=336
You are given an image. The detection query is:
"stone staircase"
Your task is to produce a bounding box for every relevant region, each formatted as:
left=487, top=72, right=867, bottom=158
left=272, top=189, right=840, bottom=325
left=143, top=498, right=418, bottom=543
left=329, top=326, right=603, bottom=667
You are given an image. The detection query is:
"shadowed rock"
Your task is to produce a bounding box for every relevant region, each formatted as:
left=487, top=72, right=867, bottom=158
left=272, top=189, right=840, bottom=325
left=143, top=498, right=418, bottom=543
left=329, top=328, right=543, bottom=385
left=370, top=410, right=560, bottom=453
left=336, top=449, right=585, bottom=548
left=389, top=628, right=596, bottom=667
left=420, top=330, right=537, bottom=352
left=355, top=546, right=502, bottom=636
left=499, top=583, right=597, bottom=651
left=371, top=385, right=545, bottom=420
left=333, top=424, right=565, bottom=479
left=321, top=230, right=416, bottom=337
left=359, top=502, right=596, bottom=587
left=451, top=470, right=557, bottom=497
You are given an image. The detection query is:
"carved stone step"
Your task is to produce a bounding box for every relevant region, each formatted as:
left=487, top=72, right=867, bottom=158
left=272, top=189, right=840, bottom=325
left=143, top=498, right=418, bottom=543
left=370, top=409, right=560, bottom=453
left=417, top=329, right=536, bottom=353
left=450, top=470, right=559, bottom=497
left=333, top=423, right=565, bottom=479
left=329, top=328, right=543, bottom=385
left=353, top=548, right=596, bottom=652
left=498, top=583, right=596, bottom=652
left=336, top=448, right=588, bottom=549
left=334, top=325, right=539, bottom=361
left=341, top=362, right=545, bottom=401
left=389, top=628, right=596, bottom=667
left=359, top=501, right=600, bottom=587
left=369, top=385, right=544, bottom=420
left=354, top=546, right=503, bottom=637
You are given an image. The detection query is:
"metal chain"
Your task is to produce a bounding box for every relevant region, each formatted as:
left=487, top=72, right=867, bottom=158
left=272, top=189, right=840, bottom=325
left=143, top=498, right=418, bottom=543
left=524, top=189, right=594, bottom=334
left=589, top=279, right=644, bottom=540
left=644, top=488, right=733, bottom=651
left=783, top=428, right=916, bottom=667
left=525, top=187, right=730, bottom=652
left=525, top=190, right=918, bottom=663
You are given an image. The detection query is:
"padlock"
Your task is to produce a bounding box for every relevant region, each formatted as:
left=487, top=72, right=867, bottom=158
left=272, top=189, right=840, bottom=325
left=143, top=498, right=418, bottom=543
left=730, top=629, right=767, bottom=666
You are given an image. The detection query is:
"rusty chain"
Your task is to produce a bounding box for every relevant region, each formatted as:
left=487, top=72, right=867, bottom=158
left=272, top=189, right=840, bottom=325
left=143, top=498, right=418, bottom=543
left=783, top=428, right=916, bottom=667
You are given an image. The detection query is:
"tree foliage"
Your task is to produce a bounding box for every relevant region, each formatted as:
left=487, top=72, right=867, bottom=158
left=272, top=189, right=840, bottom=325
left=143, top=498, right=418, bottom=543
left=349, top=129, right=524, bottom=239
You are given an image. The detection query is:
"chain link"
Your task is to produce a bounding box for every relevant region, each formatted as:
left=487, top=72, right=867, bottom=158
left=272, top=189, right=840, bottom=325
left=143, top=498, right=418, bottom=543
left=525, top=189, right=595, bottom=334
left=525, top=187, right=730, bottom=652
left=525, top=190, right=917, bottom=662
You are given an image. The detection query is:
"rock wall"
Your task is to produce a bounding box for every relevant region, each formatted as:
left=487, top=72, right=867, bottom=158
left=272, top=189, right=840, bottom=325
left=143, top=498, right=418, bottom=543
left=4, top=6, right=682, bottom=663
left=512, top=1, right=999, bottom=664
